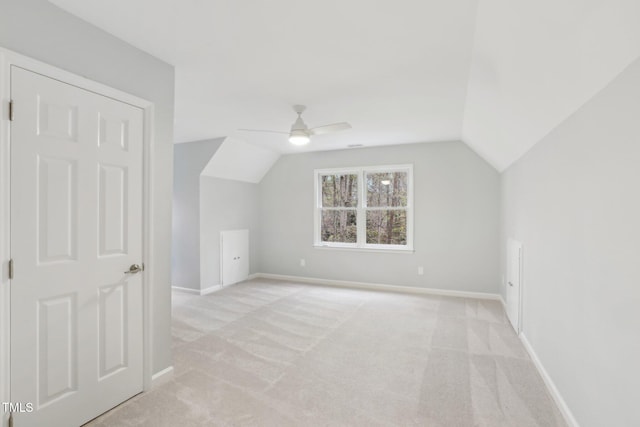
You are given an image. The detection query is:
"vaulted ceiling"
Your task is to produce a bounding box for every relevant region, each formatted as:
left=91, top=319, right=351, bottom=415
left=50, top=0, right=640, bottom=171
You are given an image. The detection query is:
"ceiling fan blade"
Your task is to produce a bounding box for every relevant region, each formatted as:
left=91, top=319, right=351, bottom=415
left=309, top=122, right=352, bottom=136
left=237, top=128, right=289, bottom=135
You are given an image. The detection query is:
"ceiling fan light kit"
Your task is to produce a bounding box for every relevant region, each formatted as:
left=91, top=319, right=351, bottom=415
left=239, top=105, right=352, bottom=146
left=289, top=130, right=311, bottom=145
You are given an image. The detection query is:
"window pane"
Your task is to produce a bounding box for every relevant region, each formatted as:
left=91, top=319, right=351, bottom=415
left=366, top=171, right=407, bottom=207
left=321, top=209, right=357, bottom=243
left=366, top=210, right=407, bottom=245
left=321, top=174, right=358, bottom=207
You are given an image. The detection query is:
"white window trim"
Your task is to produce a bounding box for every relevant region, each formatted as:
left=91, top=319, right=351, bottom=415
left=313, top=164, right=414, bottom=252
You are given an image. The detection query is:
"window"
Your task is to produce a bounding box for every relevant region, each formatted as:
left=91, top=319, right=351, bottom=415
left=314, top=165, right=413, bottom=251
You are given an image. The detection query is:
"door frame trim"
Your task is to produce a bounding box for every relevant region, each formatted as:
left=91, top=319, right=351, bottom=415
left=506, top=238, right=523, bottom=333
left=0, top=47, right=157, bottom=425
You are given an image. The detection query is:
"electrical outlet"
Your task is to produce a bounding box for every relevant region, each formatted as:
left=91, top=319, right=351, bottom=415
left=418, top=266, right=424, bottom=275
left=300, top=259, right=306, bottom=267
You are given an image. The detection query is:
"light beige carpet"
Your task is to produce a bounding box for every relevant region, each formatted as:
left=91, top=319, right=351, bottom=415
left=87, top=278, right=565, bottom=426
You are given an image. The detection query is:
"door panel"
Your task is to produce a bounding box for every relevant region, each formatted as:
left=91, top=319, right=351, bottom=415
left=10, top=66, right=144, bottom=427
left=98, top=113, right=129, bottom=151
left=98, top=282, right=128, bottom=379
left=37, top=97, right=79, bottom=142
left=37, top=156, right=78, bottom=263
left=37, top=294, right=77, bottom=407
left=98, top=164, right=129, bottom=256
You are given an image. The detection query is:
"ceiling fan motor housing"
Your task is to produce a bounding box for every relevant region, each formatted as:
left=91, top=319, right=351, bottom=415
left=291, top=115, right=309, bottom=132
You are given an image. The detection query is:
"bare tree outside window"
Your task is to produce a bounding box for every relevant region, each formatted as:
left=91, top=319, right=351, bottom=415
left=320, top=174, right=358, bottom=243
left=366, top=172, right=408, bottom=245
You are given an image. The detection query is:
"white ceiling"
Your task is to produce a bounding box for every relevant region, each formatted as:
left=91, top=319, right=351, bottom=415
left=49, top=0, right=640, bottom=170
left=48, top=0, right=478, bottom=153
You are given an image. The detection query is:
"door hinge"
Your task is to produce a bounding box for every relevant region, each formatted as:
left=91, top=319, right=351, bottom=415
left=8, top=100, right=14, bottom=121
left=8, top=259, right=14, bottom=280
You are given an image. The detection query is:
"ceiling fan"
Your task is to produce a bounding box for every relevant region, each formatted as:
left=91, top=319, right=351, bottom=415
left=238, top=105, right=352, bottom=146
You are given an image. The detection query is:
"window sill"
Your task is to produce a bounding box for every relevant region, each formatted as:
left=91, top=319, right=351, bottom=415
left=313, top=245, right=415, bottom=254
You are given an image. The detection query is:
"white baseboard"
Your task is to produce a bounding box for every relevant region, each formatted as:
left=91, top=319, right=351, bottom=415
left=200, top=284, right=223, bottom=295
left=150, top=366, right=174, bottom=389
left=252, top=273, right=501, bottom=300
left=172, top=280, right=251, bottom=296
left=519, top=333, right=579, bottom=427
left=171, top=285, right=201, bottom=295
left=172, top=284, right=223, bottom=296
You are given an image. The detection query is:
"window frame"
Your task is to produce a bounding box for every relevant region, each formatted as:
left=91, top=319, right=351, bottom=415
left=313, top=164, right=414, bottom=252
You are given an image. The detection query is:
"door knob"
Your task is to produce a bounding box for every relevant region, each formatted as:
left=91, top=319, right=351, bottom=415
left=124, top=264, right=143, bottom=274
left=508, top=281, right=514, bottom=287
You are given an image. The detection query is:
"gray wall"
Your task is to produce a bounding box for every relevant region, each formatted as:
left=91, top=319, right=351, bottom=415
left=0, top=0, right=174, bottom=374
left=501, top=58, right=640, bottom=426
left=172, top=139, right=223, bottom=290
left=200, top=177, right=259, bottom=289
left=258, top=141, right=500, bottom=293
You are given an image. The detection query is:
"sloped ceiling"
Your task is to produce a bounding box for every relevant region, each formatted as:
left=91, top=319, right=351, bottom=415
left=464, top=0, right=640, bottom=170
left=201, top=137, right=280, bottom=183
left=49, top=0, right=640, bottom=171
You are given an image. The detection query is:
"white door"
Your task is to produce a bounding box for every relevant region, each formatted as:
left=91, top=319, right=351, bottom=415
left=220, top=230, right=249, bottom=286
left=10, top=67, right=144, bottom=427
left=506, top=239, right=522, bottom=332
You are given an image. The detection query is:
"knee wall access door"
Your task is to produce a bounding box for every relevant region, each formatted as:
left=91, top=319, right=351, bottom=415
left=220, top=230, right=249, bottom=286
